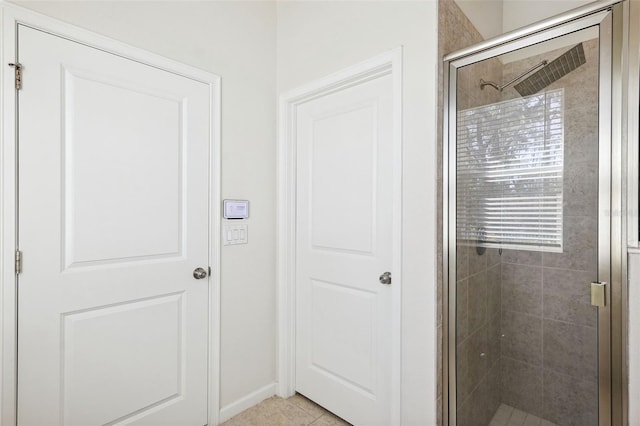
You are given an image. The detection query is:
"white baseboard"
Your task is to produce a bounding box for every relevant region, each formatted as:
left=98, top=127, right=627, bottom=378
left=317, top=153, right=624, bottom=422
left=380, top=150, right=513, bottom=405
left=219, top=382, right=277, bottom=423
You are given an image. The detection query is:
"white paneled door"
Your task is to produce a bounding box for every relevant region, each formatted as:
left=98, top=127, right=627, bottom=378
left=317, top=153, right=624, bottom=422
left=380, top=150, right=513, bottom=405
left=295, top=72, right=396, bottom=425
left=17, top=26, right=211, bottom=425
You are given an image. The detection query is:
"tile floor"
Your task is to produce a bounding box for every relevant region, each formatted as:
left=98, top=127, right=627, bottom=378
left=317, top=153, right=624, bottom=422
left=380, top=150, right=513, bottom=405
left=221, top=393, right=352, bottom=426
left=489, top=404, right=558, bottom=426
left=221, top=397, right=561, bottom=426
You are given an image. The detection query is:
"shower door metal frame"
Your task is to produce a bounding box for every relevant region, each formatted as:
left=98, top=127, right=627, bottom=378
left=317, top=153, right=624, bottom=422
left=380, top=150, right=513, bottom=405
left=442, top=1, right=626, bottom=425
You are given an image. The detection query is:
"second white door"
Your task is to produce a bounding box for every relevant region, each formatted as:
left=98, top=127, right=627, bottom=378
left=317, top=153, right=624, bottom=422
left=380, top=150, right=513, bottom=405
left=295, top=71, right=397, bottom=425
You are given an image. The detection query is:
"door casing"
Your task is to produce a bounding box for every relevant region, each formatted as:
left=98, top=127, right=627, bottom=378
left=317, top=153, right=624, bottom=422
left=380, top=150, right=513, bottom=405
left=276, top=48, right=403, bottom=425
left=0, top=3, right=222, bottom=424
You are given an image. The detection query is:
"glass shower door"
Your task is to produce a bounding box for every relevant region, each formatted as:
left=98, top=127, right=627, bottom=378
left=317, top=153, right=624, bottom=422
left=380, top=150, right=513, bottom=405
left=446, top=11, right=614, bottom=426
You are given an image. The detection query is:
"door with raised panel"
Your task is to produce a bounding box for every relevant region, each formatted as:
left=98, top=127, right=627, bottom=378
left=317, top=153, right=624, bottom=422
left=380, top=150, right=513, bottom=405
left=17, top=25, right=210, bottom=425
left=295, top=72, right=395, bottom=425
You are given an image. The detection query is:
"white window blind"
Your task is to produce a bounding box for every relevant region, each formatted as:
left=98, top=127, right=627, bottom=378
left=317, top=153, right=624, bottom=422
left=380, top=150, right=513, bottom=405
left=456, top=89, right=564, bottom=252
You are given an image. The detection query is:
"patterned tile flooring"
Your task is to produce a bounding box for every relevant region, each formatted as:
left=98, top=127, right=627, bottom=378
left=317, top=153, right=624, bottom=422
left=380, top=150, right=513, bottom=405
left=221, top=393, right=352, bottom=426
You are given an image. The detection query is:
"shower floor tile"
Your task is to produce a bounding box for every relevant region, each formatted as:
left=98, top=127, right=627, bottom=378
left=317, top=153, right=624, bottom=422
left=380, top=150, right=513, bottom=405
left=489, top=404, right=557, bottom=426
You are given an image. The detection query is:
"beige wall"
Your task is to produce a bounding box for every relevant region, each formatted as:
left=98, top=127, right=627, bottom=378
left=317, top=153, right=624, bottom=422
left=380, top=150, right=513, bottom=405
left=11, top=0, right=279, bottom=409
left=454, top=0, right=502, bottom=39
left=501, top=0, right=594, bottom=33
left=277, top=2, right=439, bottom=423
left=453, top=0, right=593, bottom=39
left=13, top=1, right=441, bottom=423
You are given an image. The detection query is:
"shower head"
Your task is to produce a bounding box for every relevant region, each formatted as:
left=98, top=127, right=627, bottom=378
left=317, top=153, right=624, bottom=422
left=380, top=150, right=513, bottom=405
left=480, top=60, right=547, bottom=92
left=513, top=43, right=586, bottom=96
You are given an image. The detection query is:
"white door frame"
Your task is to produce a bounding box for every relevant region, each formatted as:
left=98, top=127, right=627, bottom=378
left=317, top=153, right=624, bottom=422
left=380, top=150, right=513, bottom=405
left=0, top=3, right=222, bottom=425
left=276, top=48, right=403, bottom=424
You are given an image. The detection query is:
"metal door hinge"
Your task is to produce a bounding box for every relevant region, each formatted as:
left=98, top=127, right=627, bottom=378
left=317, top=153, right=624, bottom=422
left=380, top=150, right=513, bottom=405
left=15, top=250, right=22, bottom=275
left=8, top=63, right=22, bottom=90
left=591, top=281, right=606, bottom=307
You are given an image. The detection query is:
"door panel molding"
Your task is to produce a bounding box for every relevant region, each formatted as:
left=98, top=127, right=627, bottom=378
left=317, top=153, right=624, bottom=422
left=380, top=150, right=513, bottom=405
left=276, top=48, right=402, bottom=425
left=0, top=4, right=221, bottom=424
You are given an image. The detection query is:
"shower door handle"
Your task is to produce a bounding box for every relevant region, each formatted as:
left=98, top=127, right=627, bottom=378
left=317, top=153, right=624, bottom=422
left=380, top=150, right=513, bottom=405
left=590, top=281, right=606, bottom=307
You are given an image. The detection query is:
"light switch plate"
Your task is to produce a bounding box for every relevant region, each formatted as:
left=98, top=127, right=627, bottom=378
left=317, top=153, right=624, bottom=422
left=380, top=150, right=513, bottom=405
left=223, top=223, right=248, bottom=246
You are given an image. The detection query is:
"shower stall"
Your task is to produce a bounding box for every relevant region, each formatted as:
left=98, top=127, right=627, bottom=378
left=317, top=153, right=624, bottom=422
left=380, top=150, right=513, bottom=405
left=443, top=1, right=625, bottom=425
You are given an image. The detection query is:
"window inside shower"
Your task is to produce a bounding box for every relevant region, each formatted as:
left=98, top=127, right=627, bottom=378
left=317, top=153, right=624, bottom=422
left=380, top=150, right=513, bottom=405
left=456, top=89, right=564, bottom=252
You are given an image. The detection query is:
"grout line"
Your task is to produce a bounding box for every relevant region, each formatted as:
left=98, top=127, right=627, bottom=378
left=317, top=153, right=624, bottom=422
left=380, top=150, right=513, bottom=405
left=502, top=354, right=598, bottom=383
left=457, top=307, right=499, bottom=347
left=541, top=316, right=597, bottom=329
left=541, top=365, right=598, bottom=383
left=457, top=359, right=501, bottom=409
left=501, top=259, right=598, bottom=274
left=501, top=309, right=542, bottom=321
left=308, top=416, right=323, bottom=426
left=501, top=355, right=542, bottom=370
left=460, top=267, right=488, bottom=281
left=500, top=308, right=597, bottom=329
left=288, top=397, right=327, bottom=421
left=538, top=264, right=597, bottom=274
left=500, top=261, right=543, bottom=267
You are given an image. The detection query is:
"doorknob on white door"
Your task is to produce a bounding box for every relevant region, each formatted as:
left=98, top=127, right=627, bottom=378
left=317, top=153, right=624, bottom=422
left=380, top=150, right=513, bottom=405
left=193, top=267, right=208, bottom=279
left=379, top=272, right=392, bottom=285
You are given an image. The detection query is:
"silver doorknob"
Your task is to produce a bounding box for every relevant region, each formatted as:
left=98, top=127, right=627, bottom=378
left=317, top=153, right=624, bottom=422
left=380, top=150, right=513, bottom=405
left=193, top=267, right=208, bottom=279
left=379, top=272, right=392, bottom=285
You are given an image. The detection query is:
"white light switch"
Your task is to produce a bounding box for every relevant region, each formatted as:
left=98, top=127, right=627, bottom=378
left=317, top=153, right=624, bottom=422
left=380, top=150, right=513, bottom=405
left=223, top=223, right=248, bottom=246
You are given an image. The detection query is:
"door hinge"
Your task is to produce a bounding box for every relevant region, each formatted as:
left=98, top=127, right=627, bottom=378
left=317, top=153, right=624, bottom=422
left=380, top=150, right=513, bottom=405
left=15, top=250, right=22, bottom=275
left=8, top=63, right=22, bottom=90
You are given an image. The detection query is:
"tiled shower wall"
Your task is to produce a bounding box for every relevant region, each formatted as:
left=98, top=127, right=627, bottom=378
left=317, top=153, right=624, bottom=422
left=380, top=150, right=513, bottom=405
left=498, top=39, right=600, bottom=426
left=455, top=245, right=502, bottom=425
left=454, top=59, right=503, bottom=426
left=437, top=1, right=502, bottom=424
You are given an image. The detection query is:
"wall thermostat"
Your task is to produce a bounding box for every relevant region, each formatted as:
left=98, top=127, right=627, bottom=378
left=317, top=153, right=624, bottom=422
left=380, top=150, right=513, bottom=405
left=223, top=199, right=249, bottom=219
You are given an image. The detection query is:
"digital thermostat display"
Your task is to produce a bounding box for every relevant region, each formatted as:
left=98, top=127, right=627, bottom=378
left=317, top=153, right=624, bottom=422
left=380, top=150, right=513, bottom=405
left=223, top=200, right=249, bottom=219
